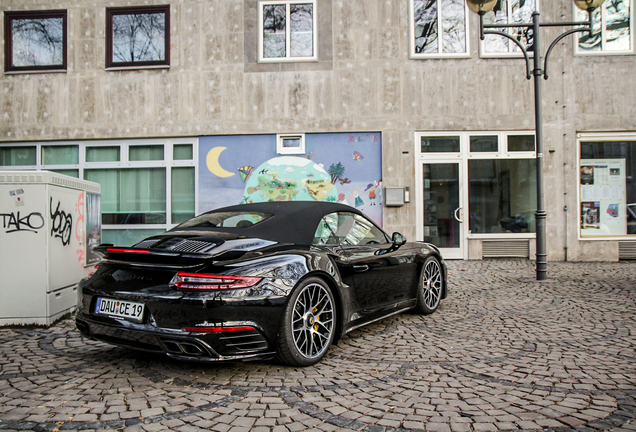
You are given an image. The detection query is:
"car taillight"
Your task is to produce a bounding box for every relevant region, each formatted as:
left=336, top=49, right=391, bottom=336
left=183, top=326, right=255, bottom=333
left=106, top=248, right=150, bottom=254
left=170, top=272, right=262, bottom=290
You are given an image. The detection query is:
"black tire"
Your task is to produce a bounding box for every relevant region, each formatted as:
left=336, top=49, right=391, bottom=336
left=275, top=277, right=336, bottom=367
left=415, top=256, right=443, bottom=315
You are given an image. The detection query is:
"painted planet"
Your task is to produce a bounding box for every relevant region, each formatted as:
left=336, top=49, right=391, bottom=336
left=243, top=156, right=338, bottom=203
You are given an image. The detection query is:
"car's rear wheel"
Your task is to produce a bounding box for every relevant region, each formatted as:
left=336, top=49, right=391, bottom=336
left=415, top=256, right=443, bottom=314
left=276, top=277, right=336, bottom=366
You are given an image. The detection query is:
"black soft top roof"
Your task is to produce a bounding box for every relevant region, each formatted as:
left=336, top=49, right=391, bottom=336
left=174, top=201, right=366, bottom=245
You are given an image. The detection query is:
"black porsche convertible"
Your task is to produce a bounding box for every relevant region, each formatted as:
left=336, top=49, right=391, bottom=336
left=76, top=201, right=448, bottom=366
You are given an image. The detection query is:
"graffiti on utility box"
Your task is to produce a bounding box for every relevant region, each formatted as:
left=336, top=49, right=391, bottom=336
left=0, top=211, right=45, bottom=234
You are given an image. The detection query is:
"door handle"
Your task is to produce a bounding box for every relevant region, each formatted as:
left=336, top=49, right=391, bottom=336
left=454, top=207, right=463, bottom=223
left=353, top=265, right=369, bottom=272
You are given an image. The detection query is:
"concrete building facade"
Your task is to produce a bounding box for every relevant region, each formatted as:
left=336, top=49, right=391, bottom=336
left=0, top=0, right=634, bottom=262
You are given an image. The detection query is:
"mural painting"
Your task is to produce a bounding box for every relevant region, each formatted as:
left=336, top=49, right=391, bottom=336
left=198, top=133, right=383, bottom=225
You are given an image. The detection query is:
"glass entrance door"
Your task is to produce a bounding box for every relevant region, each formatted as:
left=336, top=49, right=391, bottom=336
left=422, top=162, right=463, bottom=259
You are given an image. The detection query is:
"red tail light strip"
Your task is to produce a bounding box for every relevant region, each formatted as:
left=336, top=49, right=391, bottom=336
left=184, top=326, right=255, bottom=333
left=171, top=272, right=262, bottom=290
left=106, top=248, right=150, bottom=254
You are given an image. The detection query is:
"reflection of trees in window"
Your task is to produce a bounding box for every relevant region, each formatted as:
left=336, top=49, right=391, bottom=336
left=262, top=2, right=315, bottom=59
left=12, top=18, right=63, bottom=66
left=290, top=4, right=313, bottom=57
left=4, top=11, right=66, bottom=71
left=112, top=13, right=165, bottom=62
left=413, top=0, right=466, bottom=55
left=106, top=6, right=169, bottom=67
left=484, top=0, right=535, bottom=54
left=578, top=0, right=631, bottom=52
left=263, top=5, right=286, bottom=58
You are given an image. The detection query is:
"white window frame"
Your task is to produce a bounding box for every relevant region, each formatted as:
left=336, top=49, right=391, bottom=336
left=577, top=132, right=636, bottom=241
left=277, top=133, right=306, bottom=154
left=414, top=131, right=537, bottom=245
left=479, top=0, right=538, bottom=58
left=409, top=0, right=471, bottom=59
left=574, top=0, right=634, bottom=56
left=258, top=0, right=318, bottom=63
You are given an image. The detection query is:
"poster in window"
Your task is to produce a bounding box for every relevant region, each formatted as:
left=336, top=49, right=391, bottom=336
left=85, top=193, right=102, bottom=265
left=580, top=159, right=626, bottom=236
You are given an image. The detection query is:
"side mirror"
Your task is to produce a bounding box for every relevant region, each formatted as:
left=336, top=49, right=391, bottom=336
left=392, top=232, right=407, bottom=246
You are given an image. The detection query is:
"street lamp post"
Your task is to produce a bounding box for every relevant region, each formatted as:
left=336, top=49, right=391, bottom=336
left=465, top=0, right=605, bottom=281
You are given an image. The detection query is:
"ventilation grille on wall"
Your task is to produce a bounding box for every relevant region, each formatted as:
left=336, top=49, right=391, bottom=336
left=619, top=241, right=636, bottom=260
left=482, top=240, right=530, bottom=258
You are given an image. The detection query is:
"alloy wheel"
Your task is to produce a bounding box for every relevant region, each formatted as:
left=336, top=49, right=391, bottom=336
left=291, top=283, right=335, bottom=359
left=423, top=259, right=442, bottom=310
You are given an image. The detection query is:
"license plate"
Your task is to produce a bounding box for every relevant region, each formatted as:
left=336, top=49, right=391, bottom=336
left=94, top=297, right=145, bottom=323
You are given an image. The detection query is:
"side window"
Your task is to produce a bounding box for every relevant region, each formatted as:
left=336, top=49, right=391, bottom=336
left=313, top=213, right=389, bottom=246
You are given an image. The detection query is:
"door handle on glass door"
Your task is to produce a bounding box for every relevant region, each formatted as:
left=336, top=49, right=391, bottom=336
left=454, top=207, right=463, bottom=223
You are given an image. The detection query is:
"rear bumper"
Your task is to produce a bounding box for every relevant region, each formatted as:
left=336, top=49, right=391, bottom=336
left=75, top=312, right=276, bottom=362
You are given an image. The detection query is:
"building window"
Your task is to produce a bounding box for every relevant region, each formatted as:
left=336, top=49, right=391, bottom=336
left=0, top=139, right=196, bottom=246
left=410, top=0, right=469, bottom=58
left=579, top=135, right=636, bottom=237
left=576, top=0, right=632, bottom=54
left=258, top=1, right=317, bottom=62
left=106, top=6, right=170, bottom=68
left=468, top=159, right=536, bottom=234
left=277, top=134, right=306, bottom=154
left=481, top=0, right=536, bottom=57
left=4, top=10, right=67, bottom=72
left=0, top=146, right=37, bottom=166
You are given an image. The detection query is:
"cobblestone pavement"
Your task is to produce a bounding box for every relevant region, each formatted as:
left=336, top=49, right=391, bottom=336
left=1, top=260, right=636, bottom=432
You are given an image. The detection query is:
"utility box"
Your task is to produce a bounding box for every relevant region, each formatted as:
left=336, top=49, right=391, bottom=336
left=0, top=171, right=102, bottom=326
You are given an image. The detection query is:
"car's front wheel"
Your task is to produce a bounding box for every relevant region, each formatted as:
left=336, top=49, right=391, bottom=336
left=415, top=256, right=443, bottom=314
left=276, top=277, right=336, bottom=366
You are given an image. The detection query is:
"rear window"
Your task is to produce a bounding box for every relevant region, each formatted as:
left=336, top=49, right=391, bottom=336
left=175, top=212, right=273, bottom=229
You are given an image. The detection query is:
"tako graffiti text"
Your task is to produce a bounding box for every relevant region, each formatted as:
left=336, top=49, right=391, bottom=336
left=0, top=211, right=45, bottom=234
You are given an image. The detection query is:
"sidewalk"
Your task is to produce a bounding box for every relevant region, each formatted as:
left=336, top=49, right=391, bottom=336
left=1, top=260, right=635, bottom=432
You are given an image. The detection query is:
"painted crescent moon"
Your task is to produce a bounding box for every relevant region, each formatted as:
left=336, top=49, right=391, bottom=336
left=206, top=147, right=235, bottom=178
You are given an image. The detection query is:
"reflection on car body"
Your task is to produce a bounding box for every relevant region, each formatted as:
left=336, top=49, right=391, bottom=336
left=76, top=201, right=448, bottom=366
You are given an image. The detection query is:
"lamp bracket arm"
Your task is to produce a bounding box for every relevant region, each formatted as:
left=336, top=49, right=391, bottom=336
left=543, top=27, right=591, bottom=80
left=483, top=29, right=532, bottom=79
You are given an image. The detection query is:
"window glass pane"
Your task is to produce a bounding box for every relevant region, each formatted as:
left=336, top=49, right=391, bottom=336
left=111, top=12, right=166, bottom=63
left=171, top=167, right=195, bottom=224
left=413, top=0, right=439, bottom=54
left=508, top=135, right=535, bottom=152
left=580, top=141, right=636, bottom=236
left=50, top=169, right=79, bottom=178
left=42, top=145, right=78, bottom=165
left=606, top=0, right=631, bottom=51
left=577, top=0, right=631, bottom=53
left=484, top=0, right=535, bottom=54
left=470, top=136, right=498, bottom=152
left=468, top=159, right=536, bottom=234
left=421, top=136, right=460, bottom=152
left=423, top=163, right=460, bottom=247
left=290, top=4, right=313, bottom=57
left=84, top=168, right=166, bottom=225
left=173, top=144, right=193, bottom=160
left=86, top=146, right=120, bottom=162
left=441, top=0, right=466, bottom=53
left=129, top=145, right=164, bottom=161
left=0, top=146, right=36, bottom=166
left=10, top=16, right=64, bottom=67
left=103, top=229, right=166, bottom=247
left=263, top=5, right=286, bottom=58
